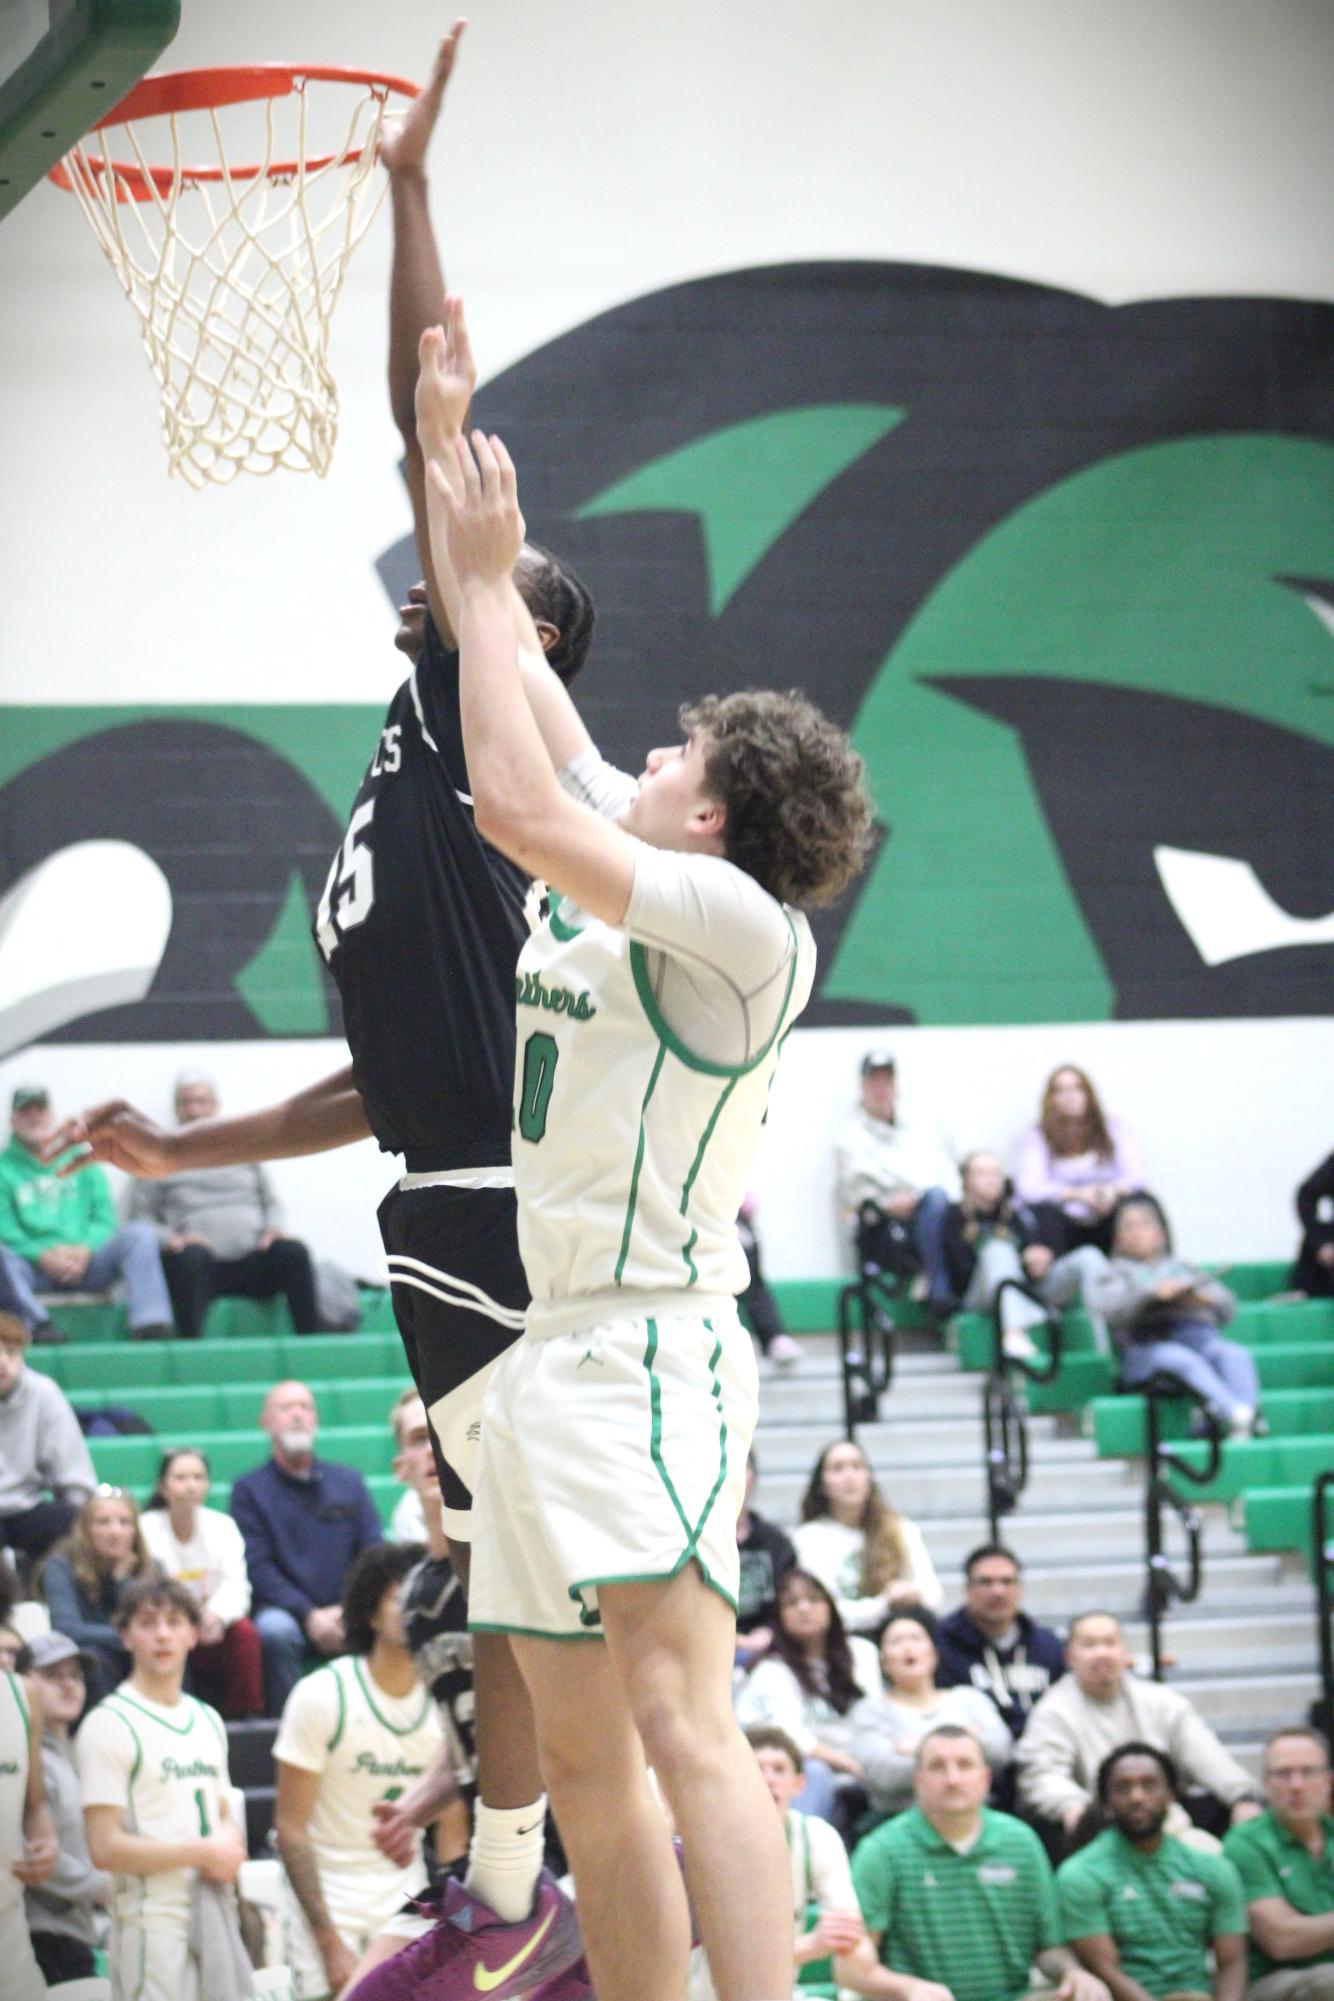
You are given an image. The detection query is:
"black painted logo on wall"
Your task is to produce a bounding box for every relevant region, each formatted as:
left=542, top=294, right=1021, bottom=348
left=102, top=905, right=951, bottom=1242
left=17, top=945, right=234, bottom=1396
left=2, top=263, right=1331, bottom=1049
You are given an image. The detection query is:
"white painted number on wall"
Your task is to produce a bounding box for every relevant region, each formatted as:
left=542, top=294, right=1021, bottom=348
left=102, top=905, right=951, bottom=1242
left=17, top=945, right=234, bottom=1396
left=316, top=799, right=375, bottom=959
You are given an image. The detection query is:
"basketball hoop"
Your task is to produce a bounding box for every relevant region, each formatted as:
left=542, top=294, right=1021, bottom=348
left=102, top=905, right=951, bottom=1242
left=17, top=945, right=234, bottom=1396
left=50, top=64, right=419, bottom=487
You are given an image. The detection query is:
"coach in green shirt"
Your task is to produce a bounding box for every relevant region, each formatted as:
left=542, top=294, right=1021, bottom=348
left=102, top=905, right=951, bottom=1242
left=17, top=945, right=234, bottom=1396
left=1223, top=1725, right=1334, bottom=2000
left=1058, top=1741, right=1246, bottom=2001
left=851, top=1722, right=1109, bottom=2001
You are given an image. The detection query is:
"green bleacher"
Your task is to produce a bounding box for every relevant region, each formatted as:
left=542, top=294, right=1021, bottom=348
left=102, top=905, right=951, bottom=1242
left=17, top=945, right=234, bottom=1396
left=24, top=1293, right=413, bottom=1526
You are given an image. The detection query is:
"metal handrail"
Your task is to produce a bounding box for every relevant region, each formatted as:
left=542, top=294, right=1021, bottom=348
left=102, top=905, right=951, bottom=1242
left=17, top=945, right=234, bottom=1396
left=1313, top=1471, right=1334, bottom=1740
left=837, top=1266, right=898, bottom=1439
left=1141, top=1371, right=1224, bottom=1681
left=983, top=1279, right=1065, bottom=1541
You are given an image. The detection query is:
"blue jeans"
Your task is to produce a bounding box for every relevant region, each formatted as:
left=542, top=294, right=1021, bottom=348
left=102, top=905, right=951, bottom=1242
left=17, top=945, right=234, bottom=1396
left=1120, top=1321, right=1260, bottom=1423
left=912, top=1186, right=953, bottom=1305
left=5, top=1223, right=172, bottom=1332
left=255, top=1605, right=308, bottom=1716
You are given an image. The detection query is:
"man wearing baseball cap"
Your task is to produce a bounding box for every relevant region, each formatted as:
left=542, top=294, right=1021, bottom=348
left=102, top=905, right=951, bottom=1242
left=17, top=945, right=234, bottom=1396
left=834, top=1049, right=961, bottom=1316
left=0, top=1085, right=174, bottom=1342
left=22, top=1629, right=109, bottom=1986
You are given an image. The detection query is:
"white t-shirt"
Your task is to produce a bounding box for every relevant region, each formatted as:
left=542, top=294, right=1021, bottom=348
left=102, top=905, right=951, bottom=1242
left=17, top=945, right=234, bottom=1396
left=140, top=1507, right=252, bottom=1624
left=514, top=751, right=815, bottom=1313
left=388, top=1487, right=427, bottom=1545
left=791, top=1514, right=944, bottom=1630
left=78, top=1686, right=230, bottom=1929
left=734, top=1635, right=883, bottom=1757
left=273, top=1655, right=444, bottom=1927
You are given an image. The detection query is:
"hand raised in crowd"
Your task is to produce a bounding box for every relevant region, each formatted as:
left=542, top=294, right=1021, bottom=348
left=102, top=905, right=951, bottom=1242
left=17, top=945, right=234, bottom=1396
left=43, top=1099, right=177, bottom=1179
left=378, top=18, right=466, bottom=178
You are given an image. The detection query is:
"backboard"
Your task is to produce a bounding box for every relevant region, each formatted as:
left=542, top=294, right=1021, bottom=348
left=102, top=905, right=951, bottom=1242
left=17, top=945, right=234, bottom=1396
left=0, top=0, right=179, bottom=222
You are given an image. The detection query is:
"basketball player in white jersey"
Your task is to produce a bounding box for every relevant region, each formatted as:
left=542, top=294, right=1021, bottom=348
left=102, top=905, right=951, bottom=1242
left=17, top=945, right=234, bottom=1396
left=1, top=1662, right=58, bottom=2001
left=79, top=1575, right=248, bottom=2001
left=274, top=1542, right=446, bottom=2000
left=412, top=334, right=872, bottom=2001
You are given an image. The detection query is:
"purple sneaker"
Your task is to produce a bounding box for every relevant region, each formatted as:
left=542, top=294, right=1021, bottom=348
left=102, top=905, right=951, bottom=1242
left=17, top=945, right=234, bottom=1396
left=353, top=1872, right=583, bottom=2001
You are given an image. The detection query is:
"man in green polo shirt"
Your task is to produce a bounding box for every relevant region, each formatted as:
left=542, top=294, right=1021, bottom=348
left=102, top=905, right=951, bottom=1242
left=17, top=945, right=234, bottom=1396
left=1223, top=1725, right=1334, bottom=2000
left=1058, top=1741, right=1246, bottom=2000
left=850, top=1723, right=1109, bottom=2001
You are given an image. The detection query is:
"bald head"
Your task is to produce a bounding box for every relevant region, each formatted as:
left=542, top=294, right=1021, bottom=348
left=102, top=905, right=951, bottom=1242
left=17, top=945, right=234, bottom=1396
left=261, top=1381, right=318, bottom=1465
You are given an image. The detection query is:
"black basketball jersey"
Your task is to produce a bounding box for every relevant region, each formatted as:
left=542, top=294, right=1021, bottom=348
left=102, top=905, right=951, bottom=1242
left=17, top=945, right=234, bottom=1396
left=316, top=619, right=534, bottom=1169
left=402, top=1551, right=476, bottom=1794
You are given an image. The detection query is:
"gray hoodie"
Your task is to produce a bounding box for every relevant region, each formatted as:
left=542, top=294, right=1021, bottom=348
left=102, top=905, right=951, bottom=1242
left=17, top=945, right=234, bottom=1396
left=129, top=1161, right=283, bottom=1263
left=0, top=1364, right=96, bottom=1515
left=26, top=1728, right=108, bottom=1945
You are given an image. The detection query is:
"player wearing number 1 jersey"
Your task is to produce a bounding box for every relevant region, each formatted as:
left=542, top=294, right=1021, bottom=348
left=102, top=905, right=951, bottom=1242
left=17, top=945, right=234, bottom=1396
left=79, top=1577, right=247, bottom=2001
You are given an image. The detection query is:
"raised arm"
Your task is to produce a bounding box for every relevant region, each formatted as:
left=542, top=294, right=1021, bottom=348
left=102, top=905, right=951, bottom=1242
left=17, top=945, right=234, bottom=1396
left=424, top=419, right=638, bottom=922
left=45, top=1064, right=371, bottom=1180
left=383, top=20, right=468, bottom=643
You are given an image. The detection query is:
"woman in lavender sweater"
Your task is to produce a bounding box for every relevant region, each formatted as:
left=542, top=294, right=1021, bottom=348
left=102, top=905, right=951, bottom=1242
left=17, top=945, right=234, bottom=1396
left=1013, top=1064, right=1148, bottom=1251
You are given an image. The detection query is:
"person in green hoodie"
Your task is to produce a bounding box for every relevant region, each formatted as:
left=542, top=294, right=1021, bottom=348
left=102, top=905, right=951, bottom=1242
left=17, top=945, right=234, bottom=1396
left=0, top=1086, right=173, bottom=1341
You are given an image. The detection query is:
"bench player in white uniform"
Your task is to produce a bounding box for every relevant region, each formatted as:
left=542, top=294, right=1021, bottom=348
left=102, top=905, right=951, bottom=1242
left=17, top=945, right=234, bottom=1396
left=79, top=1576, right=248, bottom=2001
left=413, top=349, right=872, bottom=2001
left=274, top=1542, right=446, bottom=1999
left=1, top=1663, right=58, bottom=2001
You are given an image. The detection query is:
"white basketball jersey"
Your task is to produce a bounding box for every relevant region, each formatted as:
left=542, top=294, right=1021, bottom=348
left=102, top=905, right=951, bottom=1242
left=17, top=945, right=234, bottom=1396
left=78, top=1687, right=230, bottom=1927
left=274, top=1655, right=443, bottom=1919
left=512, top=895, right=815, bottom=1308
left=0, top=1672, right=29, bottom=1912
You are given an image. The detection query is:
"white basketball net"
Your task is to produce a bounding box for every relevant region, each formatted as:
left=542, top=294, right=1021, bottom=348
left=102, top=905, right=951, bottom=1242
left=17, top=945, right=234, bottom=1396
left=60, top=78, right=399, bottom=487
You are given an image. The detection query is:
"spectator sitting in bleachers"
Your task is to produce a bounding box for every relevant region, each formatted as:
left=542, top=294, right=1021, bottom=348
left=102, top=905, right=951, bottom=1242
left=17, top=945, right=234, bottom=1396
left=689, top=1724, right=884, bottom=2001
left=0, top=1083, right=173, bottom=1342
left=1057, top=1742, right=1247, bottom=2001
left=1016, top=1613, right=1262, bottom=1851
left=850, top=1609, right=1012, bottom=1824
left=41, top=1486, right=158, bottom=1705
left=229, top=1379, right=383, bottom=1716
left=943, top=1151, right=1108, bottom=1359
left=794, top=1439, right=943, bottom=1631
left=936, top=1543, right=1066, bottom=1743
left=0, top=1309, right=96, bottom=1574
left=834, top=1049, right=960, bottom=1315
left=23, top=1630, right=110, bottom=1988
left=738, top=1192, right=804, bottom=1369
left=128, top=1072, right=325, bottom=1339
left=735, top=1568, right=882, bottom=1823
left=140, top=1447, right=263, bottom=1719
left=1222, top=1724, right=1334, bottom=2001
left=387, top=1389, right=429, bottom=1545
left=1290, top=1151, right=1334, bottom=1301
left=851, top=1723, right=1109, bottom=2001
left=274, top=1541, right=446, bottom=2001
left=1013, top=1065, right=1148, bottom=1254
left=736, top=1448, right=797, bottom=1670
left=1087, top=1197, right=1261, bottom=1437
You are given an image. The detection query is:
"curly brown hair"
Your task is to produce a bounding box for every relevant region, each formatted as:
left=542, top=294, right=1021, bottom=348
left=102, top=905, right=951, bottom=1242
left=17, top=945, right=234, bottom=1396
left=679, top=689, right=873, bottom=908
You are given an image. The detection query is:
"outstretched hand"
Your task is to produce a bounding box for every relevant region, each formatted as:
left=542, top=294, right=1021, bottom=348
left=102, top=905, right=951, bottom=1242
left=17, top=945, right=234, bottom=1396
left=42, top=1101, right=176, bottom=1179
left=426, top=424, right=525, bottom=589
left=416, top=294, right=477, bottom=447
left=379, top=19, right=467, bottom=176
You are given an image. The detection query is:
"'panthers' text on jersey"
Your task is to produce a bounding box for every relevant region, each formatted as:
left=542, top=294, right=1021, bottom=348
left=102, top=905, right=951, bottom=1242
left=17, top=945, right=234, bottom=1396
left=316, top=618, right=539, bottom=1169
left=77, top=1688, right=230, bottom=1927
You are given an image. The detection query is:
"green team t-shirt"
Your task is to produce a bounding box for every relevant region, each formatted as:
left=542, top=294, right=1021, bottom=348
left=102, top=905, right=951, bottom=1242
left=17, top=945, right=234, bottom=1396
left=1223, top=1810, right=1334, bottom=1982
left=1057, top=1827, right=1245, bottom=1997
left=852, top=1805, right=1060, bottom=2001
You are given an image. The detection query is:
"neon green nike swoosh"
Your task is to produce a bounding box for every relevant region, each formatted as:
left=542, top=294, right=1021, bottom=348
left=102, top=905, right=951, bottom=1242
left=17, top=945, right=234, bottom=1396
left=473, top=1904, right=557, bottom=1993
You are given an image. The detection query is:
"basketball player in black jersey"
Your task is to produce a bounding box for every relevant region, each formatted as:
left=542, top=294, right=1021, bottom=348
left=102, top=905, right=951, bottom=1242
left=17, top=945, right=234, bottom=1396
left=49, top=26, right=596, bottom=2001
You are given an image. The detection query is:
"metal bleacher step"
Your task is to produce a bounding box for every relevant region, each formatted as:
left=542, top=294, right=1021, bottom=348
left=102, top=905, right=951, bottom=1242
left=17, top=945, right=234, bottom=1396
left=756, top=1457, right=1136, bottom=1524
left=1124, top=1610, right=1317, bottom=1673
left=753, top=1416, right=1089, bottom=1472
